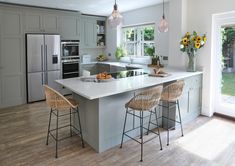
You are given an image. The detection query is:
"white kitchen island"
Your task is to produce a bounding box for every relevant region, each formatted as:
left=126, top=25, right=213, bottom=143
left=56, top=68, right=203, bottom=153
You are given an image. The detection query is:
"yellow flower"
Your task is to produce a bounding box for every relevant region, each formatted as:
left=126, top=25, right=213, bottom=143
left=192, top=37, right=196, bottom=41
left=195, top=42, right=201, bottom=49
left=186, top=32, right=190, bottom=37
left=196, top=36, right=202, bottom=42
left=203, top=36, right=207, bottom=42
left=182, top=38, right=188, bottom=45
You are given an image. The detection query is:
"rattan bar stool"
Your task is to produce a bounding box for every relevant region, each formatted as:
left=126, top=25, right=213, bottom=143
left=120, top=85, right=163, bottom=162
left=159, top=80, right=185, bottom=146
left=43, top=85, right=84, bottom=158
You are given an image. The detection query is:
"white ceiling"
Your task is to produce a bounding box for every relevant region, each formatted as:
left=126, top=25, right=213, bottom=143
left=0, top=0, right=165, bottom=16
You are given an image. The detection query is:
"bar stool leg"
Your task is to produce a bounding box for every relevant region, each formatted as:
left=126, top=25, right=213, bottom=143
left=139, top=111, right=143, bottom=139
left=155, top=108, right=163, bottom=150
left=76, top=107, right=85, bottom=148
left=46, top=108, right=52, bottom=145
left=167, top=102, right=170, bottom=146
left=133, top=110, right=135, bottom=129
left=140, top=111, right=144, bottom=162
left=120, top=108, right=128, bottom=148
left=177, top=100, right=184, bottom=137
left=70, top=108, right=72, bottom=137
left=146, top=110, right=152, bottom=135
left=55, top=109, right=59, bottom=158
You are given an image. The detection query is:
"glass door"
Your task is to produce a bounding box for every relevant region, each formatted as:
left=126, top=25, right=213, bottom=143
left=215, top=26, right=235, bottom=117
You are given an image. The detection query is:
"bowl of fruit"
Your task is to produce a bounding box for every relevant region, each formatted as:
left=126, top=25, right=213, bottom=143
left=97, top=54, right=108, bottom=62
left=96, top=72, right=113, bottom=82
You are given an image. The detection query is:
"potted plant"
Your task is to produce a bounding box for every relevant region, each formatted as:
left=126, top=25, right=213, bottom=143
left=146, top=46, right=159, bottom=65
left=180, top=31, right=207, bottom=72
left=115, top=46, right=127, bottom=60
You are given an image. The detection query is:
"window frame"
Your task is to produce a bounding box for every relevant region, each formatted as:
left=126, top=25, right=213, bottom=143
left=122, top=24, right=155, bottom=56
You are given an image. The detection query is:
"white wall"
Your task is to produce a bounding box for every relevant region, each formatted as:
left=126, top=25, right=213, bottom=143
left=105, top=3, right=169, bottom=60
left=169, top=0, right=235, bottom=116
left=168, top=0, right=187, bottom=68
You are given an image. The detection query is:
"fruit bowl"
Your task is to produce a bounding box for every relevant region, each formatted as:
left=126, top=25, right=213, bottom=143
left=97, top=54, right=108, bottom=62
left=96, top=72, right=113, bottom=82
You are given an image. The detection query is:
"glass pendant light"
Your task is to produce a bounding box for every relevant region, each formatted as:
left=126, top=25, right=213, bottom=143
left=108, top=0, right=123, bottom=28
left=158, top=0, right=168, bottom=33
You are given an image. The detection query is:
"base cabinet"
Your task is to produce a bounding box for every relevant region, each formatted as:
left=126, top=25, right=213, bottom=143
left=179, top=74, right=202, bottom=123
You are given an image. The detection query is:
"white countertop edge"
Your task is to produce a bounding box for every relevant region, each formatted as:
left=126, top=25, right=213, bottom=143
left=56, top=70, right=202, bottom=100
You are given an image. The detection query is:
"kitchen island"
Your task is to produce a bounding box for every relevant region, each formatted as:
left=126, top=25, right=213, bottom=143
left=56, top=67, right=202, bottom=152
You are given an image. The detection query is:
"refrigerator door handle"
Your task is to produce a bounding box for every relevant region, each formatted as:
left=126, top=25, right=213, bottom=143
left=46, top=72, right=48, bottom=84
left=41, top=73, right=44, bottom=85
left=45, top=45, right=48, bottom=71
left=41, top=45, right=43, bottom=71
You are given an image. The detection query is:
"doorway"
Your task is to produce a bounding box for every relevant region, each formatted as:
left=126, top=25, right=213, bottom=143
left=213, top=12, right=235, bottom=117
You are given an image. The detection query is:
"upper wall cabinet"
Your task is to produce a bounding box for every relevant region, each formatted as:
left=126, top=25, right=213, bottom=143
left=80, top=16, right=106, bottom=49
left=25, top=12, right=59, bottom=33
left=80, top=16, right=96, bottom=48
left=59, top=15, right=80, bottom=40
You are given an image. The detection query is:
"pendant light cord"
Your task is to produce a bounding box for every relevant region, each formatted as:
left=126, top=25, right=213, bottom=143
left=163, top=0, right=165, bottom=19
left=114, top=0, right=117, bottom=10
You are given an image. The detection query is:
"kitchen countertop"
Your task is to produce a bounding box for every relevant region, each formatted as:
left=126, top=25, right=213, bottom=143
left=56, top=67, right=203, bottom=100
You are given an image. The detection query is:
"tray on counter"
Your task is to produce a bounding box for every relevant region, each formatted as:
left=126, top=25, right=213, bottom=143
left=80, top=76, right=115, bottom=83
left=148, top=73, right=171, bottom=77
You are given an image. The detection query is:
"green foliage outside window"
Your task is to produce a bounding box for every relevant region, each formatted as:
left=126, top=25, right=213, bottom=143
left=144, top=27, right=154, bottom=41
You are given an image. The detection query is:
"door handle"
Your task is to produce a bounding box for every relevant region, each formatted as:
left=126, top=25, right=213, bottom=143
left=45, top=45, right=48, bottom=71
left=41, top=45, right=43, bottom=71
left=42, top=73, right=44, bottom=85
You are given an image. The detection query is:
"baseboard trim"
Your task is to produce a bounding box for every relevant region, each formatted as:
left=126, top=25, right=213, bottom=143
left=214, top=112, right=235, bottom=121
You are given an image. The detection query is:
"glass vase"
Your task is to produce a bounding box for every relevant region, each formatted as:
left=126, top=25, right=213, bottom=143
left=187, top=52, right=196, bottom=72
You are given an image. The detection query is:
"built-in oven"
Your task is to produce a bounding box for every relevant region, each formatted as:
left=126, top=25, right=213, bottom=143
left=61, top=40, right=79, bottom=58
left=62, top=60, right=79, bottom=79
left=61, top=40, right=80, bottom=79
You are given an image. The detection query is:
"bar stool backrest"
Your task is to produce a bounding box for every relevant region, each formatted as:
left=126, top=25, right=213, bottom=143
left=161, top=80, right=185, bottom=102
left=127, top=85, right=163, bottom=111
left=43, top=85, right=75, bottom=109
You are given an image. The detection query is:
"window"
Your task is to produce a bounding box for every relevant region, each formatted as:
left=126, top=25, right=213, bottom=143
left=122, top=24, right=155, bottom=56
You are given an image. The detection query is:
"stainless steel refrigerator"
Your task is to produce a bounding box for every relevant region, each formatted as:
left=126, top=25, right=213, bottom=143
left=26, top=34, right=61, bottom=102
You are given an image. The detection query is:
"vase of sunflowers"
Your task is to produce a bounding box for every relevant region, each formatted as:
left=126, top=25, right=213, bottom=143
left=180, top=31, right=206, bottom=72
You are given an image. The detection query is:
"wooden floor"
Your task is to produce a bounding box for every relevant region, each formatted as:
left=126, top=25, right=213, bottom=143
left=1, top=102, right=235, bottom=166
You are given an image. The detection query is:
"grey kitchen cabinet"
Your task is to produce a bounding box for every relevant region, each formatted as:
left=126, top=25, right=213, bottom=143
left=178, top=74, right=202, bottom=123
left=59, top=15, right=80, bottom=40
left=80, top=16, right=97, bottom=48
left=80, top=16, right=106, bottom=48
left=25, top=11, right=59, bottom=33
left=0, top=8, right=25, bottom=108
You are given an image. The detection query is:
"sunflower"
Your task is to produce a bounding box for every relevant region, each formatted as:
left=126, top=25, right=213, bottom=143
left=182, top=38, right=188, bottom=45
left=186, top=32, right=190, bottom=37
left=203, top=36, right=207, bottom=42
left=196, top=36, right=202, bottom=42
left=195, top=42, right=201, bottom=49
left=192, top=37, right=196, bottom=41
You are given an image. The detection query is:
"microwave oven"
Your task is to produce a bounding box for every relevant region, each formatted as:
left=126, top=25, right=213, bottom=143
left=61, top=40, right=79, bottom=58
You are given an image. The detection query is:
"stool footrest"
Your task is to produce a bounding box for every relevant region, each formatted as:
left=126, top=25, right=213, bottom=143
left=49, top=124, right=82, bottom=142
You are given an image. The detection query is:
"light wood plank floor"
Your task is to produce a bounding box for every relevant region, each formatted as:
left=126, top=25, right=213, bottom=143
left=1, top=101, right=235, bottom=166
